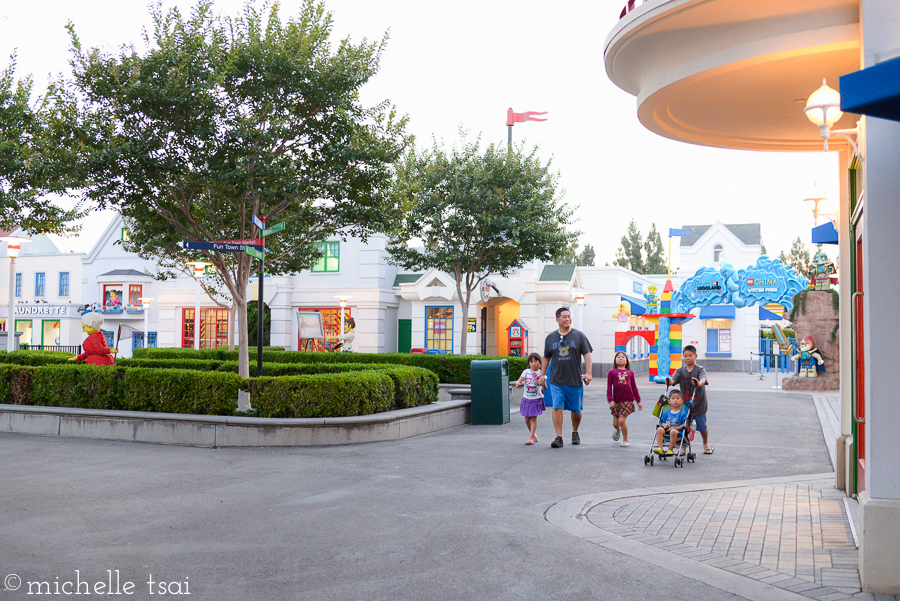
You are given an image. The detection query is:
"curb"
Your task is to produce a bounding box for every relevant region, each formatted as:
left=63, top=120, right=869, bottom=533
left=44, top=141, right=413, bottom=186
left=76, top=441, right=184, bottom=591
left=0, top=400, right=471, bottom=448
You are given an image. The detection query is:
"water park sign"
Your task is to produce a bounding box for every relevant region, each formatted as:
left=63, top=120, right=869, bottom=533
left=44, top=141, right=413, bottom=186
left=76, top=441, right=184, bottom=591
left=672, top=256, right=808, bottom=313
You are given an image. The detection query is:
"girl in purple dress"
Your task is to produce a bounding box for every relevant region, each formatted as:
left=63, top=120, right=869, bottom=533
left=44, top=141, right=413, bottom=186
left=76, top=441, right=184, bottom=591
left=607, top=351, right=642, bottom=447
left=515, top=353, right=545, bottom=445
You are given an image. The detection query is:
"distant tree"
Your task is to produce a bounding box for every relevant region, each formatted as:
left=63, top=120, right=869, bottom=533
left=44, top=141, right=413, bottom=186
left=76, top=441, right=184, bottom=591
left=0, top=55, right=84, bottom=233
left=577, top=243, right=596, bottom=266
left=780, top=237, right=818, bottom=276
left=613, top=219, right=644, bottom=273
left=387, top=135, right=576, bottom=356
left=643, top=223, right=666, bottom=274
left=761, top=239, right=767, bottom=255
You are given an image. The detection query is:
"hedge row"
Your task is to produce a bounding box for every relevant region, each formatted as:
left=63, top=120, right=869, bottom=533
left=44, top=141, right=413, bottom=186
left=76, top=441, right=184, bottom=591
left=132, top=347, right=286, bottom=361
left=0, top=363, right=437, bottom=417
left=117, top=358, right=439, bottom=409
left=0, top=350, right=75, bottom=366
left=131, top=348, right=528, bottom=383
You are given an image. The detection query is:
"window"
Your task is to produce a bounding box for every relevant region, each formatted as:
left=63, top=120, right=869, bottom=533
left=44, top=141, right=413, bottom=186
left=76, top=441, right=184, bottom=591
left=426, top=307, right=453, bottom=352
left=103, top=284, right=124, bottom=309
left=182, top=308, right=229, bottom=349
left=705, top=319, right=732, bottom=356
left=128, top=285, right=142, bottom=306
left=312, top=242, right=340, bottom=272
left=713, top=244, right=724, bottom=263
left=297, top=307, right=351, bottom=351
left=59, top=272, right=70, bottom=297
left=35, top=273, right=45, bottom=297
left=15, top=273, right=21, bottom=298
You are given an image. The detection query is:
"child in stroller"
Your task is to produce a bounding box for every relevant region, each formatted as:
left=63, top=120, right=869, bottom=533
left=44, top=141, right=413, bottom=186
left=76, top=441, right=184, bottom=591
left=644, top=389, right=697, bottom=468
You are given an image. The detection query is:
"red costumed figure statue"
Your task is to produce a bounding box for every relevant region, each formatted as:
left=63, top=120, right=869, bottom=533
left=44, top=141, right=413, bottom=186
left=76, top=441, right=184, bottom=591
left=69, top=312, right=118, bottom=366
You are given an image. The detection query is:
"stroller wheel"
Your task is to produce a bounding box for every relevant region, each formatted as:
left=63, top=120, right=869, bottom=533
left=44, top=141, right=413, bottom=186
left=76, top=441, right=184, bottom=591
left=688, top=453, right=696, bottom=462
left=644, top=455, right=650, bottom=465
left=674, top=458, right=682, bottom=468
left=650, top=454, right=655, bottom=466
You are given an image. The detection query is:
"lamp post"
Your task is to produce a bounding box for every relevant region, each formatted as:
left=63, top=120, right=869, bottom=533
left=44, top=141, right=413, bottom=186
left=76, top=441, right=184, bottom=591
left=334, top=295, right=351, bottom=345
left=574, top=289, right=586, bottom=331
left=804, top=78, right=861, bottom=156
left=186, top=261, right=211, bottom=350
left=803, top=183, right=834, bottom=226
left=139, top=297, right=153, bottom=348
left=2, top=236, right=32, bottom=353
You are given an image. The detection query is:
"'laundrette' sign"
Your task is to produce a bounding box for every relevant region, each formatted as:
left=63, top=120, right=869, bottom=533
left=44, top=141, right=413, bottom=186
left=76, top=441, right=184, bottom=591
left=14, top=305, right=74, bottom=316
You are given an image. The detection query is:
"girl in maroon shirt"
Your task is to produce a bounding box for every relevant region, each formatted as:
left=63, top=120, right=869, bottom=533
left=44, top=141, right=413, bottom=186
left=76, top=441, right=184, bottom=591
left=607, top=352, right=642, bottom=447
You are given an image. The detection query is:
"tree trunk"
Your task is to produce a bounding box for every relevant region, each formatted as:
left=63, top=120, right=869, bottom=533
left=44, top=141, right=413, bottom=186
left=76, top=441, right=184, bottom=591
left=235, top=291, right=252, bottom=411
left=456, top=279, right=470, bottom=357
left=227, top=301, right=236, bottom=351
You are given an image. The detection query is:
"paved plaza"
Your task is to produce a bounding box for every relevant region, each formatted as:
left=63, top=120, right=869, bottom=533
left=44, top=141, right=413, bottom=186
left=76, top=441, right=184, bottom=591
left=1, top=372, right=897, bottom=601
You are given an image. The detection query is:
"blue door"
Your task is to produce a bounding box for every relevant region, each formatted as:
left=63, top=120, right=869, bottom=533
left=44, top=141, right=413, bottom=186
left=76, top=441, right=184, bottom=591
left=706, top=328, right=718, bottom=353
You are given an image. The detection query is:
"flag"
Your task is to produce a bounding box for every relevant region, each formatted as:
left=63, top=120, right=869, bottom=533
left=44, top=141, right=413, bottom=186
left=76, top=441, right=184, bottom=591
left=506, top=109, right=548, bottom=126
left=668, top=227, right=694, bottom=237
left=116, top=323, right=144, bottom=349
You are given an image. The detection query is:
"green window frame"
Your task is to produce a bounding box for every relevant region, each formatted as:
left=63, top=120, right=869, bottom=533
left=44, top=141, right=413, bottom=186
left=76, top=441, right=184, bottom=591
left=312, top=242, right=340, bottom=273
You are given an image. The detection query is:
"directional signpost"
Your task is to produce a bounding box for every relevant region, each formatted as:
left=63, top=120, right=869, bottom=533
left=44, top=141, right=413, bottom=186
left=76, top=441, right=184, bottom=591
left=246, top=215, right=286, bottom=376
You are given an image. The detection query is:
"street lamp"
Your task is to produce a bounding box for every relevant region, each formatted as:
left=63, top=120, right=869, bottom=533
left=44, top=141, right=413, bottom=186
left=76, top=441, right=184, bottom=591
left=186, top=261, right=211, bottom=350
left=803, top=183, right=835, bottom=225
left=334, top=295, right=352, bottom=343
left=574, top=289, right=586, bottom=330
left=1, top=235, right=32, bottom=353
left=804, top=78, right=861, bottom=155
left=139, top=297, right=154, bottom=349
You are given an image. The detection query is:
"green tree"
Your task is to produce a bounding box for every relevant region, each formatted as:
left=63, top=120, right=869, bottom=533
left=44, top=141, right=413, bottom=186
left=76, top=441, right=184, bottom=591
left=0, top=55, right=83, bottom=233
left=577, top=243, right=596, bottom=266
left=643, top=223, right=666, bottom=274
left=387, top=135, right=576, bottom=356
left=761, top=239, right=767, bottom=255
left=247, top=301, right=271, bottom=347
left=782, top=237, right=816, bottom=276
left=53, top=1, right=407, bottom=407
left=613, top=219, right=644, bottom=273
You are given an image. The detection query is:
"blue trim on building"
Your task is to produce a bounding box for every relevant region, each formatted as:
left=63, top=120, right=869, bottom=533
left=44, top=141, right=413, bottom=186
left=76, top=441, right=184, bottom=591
left=840, top=55, right=900, bottom=122
left=759, top=307, right=782, bottom=321
left=698, top=304, right=736, bottom=319
left=811, top=221, right=839, bottom=245
left=621, top=295, right=647, bottom=315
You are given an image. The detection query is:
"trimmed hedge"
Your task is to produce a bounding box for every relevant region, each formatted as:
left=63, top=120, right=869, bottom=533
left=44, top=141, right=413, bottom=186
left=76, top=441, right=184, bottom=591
left=116, top=359, right=439, bottom=409
left=132, top=347, right=286, bottom=361
left=119, top=368, right=241, bottom=415
left=0, top=350, right=75, bottom=366
left=0, top=364, right=37, bottom=404
left=30, top=364, right=126, bottom=410
left=249, top=371, right=394, bottom=418
left=128, top=349, right=527, bottom=383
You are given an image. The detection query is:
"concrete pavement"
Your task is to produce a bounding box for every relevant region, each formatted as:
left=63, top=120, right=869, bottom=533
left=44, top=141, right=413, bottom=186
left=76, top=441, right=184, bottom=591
left=1, top=371, right=894, bottom=600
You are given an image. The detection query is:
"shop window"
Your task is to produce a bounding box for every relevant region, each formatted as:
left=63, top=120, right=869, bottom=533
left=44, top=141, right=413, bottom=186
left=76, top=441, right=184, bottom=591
left=182, top=308, right=229, bottom=349
left=35, top=273, right=45, bottom=297
left=312, top=242, right=340, bottom=273
left=426, top=306, right=453, bottom=353
left=59, top=272, right=70, bottom=297
left=705, top=318, right=732, bottom=356
left=298, top=307, right=351, bottom=351
left=15, top=320, right=33, bottom=346
left=15, top=273, right=21, bottom=298
left=713, top=244, right=724, bottom=263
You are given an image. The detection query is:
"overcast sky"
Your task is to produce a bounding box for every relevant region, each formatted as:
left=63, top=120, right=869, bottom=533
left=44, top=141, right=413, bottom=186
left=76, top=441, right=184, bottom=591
left=1, top=0, right=840, bottom=267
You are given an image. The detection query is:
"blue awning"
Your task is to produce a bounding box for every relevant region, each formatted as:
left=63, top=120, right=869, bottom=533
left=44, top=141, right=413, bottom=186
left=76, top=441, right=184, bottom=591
left=621, top=295, right=646, bottom=316
left=698, top=304, right=735, bottom=319
left=811, top=221, right=839, bottom=245
left=759, top=306, right=782, bottom=321
left=840, top=55, right=900, bottom=123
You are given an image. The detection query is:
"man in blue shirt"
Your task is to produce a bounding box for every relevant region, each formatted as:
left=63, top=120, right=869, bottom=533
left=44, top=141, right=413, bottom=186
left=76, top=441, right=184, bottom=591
left=540, top=307, right=593, bottom=448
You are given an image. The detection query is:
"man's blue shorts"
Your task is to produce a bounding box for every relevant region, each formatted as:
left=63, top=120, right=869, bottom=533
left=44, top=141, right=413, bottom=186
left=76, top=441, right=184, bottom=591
left=548, top=383, right=583, bottom=413
left=693, top=413, right=707, bottom=432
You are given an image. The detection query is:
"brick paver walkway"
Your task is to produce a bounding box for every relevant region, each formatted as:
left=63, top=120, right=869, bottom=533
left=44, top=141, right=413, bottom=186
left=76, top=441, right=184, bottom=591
left=583, top=476, right=897, bottom=601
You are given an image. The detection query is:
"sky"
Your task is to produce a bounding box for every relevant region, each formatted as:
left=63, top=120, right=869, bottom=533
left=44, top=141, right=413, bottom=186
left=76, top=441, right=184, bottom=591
left=0, top=0, right=840, bottom=267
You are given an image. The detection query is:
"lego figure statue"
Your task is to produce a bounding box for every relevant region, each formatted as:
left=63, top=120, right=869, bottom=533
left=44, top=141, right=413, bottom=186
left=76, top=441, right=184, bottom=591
left=643, top=284, right=659, bottom=314
left=612, top=301, right=632, bottom=332
left=809, top=252, right=837, bottom=291
left=68, top=312, right=118, bottom=366
left=791, top=336, right=824, bottom=378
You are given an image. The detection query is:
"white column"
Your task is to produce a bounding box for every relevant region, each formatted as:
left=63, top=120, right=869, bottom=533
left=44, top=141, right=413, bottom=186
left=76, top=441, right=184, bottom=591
left=6, top=256, right=15, bottom=353
left=194, top=279, right=201, bottom=350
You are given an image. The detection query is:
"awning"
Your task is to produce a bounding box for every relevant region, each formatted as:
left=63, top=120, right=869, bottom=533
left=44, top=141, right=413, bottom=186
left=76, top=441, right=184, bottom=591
left=811, top=221, right=839, bottom=245
left=840, top=55, right=900, bottom=123
left=698, top=304, right=735, bottom=319
left=621, top=295, right=646, bottom=316
left=759, top=306, right=782, bottom=321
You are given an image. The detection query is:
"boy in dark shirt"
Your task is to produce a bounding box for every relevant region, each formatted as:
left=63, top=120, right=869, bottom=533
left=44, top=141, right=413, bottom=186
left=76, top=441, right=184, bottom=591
left=666, top=345, right=712, bottom=454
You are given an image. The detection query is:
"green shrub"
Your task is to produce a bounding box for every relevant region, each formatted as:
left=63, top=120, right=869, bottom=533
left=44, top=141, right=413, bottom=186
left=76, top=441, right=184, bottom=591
left=30, top=364, right=126, bottom=410
left=119, top=368, right=241, bottom=415
left=381, top=366, right=439, bottom=408
left=118, top=358, right=225, bottom=371
left=133, top=347, right=286, bottom=361
left=0, top=364, right=37, bottom=404
left=250, top=371, right=394, bottom=418
left=0, top=350, right=75, bottom=366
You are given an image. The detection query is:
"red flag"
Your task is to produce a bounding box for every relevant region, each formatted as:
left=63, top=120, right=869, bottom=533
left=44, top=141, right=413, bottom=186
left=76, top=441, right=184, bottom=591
left=506, top=109, right=548, bottom=126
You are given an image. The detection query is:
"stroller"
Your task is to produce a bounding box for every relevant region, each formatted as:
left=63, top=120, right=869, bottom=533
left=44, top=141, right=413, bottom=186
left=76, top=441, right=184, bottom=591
left=643, top=388, right=697, bottom=468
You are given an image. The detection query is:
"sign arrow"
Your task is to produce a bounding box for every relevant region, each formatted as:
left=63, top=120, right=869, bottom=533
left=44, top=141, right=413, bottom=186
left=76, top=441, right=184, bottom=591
left=261, top=221, right=285, bottom=237
left=244, top=245, right=265, bottom=260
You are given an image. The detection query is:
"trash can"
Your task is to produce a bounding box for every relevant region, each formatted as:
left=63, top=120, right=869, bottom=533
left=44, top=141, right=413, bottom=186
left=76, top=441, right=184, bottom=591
left=470, top=359, right=510, bottom=425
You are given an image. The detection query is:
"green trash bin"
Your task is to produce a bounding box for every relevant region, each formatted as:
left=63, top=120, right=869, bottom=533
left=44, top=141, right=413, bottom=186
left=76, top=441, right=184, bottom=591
left=470, top=359, right=510, bottom=425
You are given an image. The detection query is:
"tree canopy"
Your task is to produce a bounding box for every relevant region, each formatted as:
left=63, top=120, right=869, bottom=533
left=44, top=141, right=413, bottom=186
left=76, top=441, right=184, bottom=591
left=387, top=135, right=576, bottom=355
left=0, top=55, right=84, bottom=234
left=50, top=1, right=408, bottom=401
left=613, top=220, right=667, bottom=274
